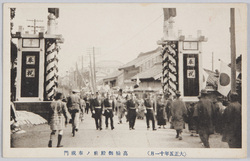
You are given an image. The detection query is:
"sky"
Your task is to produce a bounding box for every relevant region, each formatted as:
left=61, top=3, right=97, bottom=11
left=11, top=3, right=246, bottom=76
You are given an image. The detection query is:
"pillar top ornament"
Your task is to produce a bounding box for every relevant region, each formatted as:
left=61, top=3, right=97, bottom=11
left=48, top=13, right=56, bottom=20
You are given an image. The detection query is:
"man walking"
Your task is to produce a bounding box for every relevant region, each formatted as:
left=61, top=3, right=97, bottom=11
left=103, top=93, right=115, bottom=130
left=126, top=94, right=138, bottom=130
left=171, top=91, right=187, bottom=140
left=144, top=93, right=157, bottom=131
left=67, top=90, right=82, bottom=137
left=196, top=89, right=215, bottom=148
left=91, top=92, right=103, bottom=130
left=223, top=92, right=242, bottom=148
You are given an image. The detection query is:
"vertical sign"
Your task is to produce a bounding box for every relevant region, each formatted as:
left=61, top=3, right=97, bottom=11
left=183, top=54, right=199, bottom=96
left=21, top=52, right=39, bottom=97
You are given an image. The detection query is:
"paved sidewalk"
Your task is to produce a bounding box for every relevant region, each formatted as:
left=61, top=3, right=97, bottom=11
left=11, top=113, right=229, bottom=148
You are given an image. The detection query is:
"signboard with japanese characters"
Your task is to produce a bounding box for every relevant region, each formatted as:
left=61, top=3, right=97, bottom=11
left=21, top=52, right=39, bottom=97
left=187, top=58, right=195, bottom=67
left=26, top=56, right=35, bottom=65
left=26, top=68, right=35, bottom=77
left=187, top=69, right=195, bottom=78
left=183, top=54, right=199, bottom=96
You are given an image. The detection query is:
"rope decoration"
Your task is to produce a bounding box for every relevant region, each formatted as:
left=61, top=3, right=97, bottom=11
left=162, top=41, right=179, bottom=96
left=45, top=39, right=59, bottom=100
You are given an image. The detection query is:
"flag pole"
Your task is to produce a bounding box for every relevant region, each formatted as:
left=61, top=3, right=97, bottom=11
left=230, top=8, right=236, bottom=93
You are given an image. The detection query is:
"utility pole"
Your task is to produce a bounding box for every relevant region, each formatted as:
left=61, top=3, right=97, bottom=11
left=93, top=47, right=97, bottom=92
left=230, top=8, right=236, bottom=93
left=81, top=55, right=84, bottom=71
left=27, top=19, right=43, bottom=34
left=212, top=52, right=214, bottom=71
left=89, top=52, right=95, bottom=93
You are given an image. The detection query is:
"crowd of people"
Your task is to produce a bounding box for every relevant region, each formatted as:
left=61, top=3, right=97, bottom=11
left=47, top=88, right=242, bottom=149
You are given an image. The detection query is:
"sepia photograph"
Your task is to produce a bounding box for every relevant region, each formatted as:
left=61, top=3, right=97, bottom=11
left=2, top=2, right=247, bottom=158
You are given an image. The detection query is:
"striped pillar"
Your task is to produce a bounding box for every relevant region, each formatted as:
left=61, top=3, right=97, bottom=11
left=162, top=41, right=179, bottom=96
left=54, top=45, right=59, bottom=90
left=45, top=40, right=57, bottom=100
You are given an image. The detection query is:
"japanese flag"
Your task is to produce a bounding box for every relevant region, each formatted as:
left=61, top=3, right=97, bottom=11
left=202, top=69, right=209, bottom=89
left=218, top=61, right=231, bottom=96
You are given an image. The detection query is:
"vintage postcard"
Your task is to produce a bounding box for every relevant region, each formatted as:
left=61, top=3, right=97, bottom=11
left=3, top=3, right=247, bottom=158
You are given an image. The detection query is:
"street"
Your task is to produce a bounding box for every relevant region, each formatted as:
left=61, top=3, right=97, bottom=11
left=11, top=113, right=229, bottom=148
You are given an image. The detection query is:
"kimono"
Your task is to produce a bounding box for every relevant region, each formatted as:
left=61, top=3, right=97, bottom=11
left=49, top=100, right=70, bottom=130
left=156, top=99, right=167, bottom=126
left=137, top=99, right=145, bottom=119
left=117, top=95, right=127, bottom=123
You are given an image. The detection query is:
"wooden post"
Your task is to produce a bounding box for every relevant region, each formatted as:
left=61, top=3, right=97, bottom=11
left=93, top=47, right=97, bottom=92
left=212, top=52, right=214, bottom=71
left=230, top=8, right=236, bottom=93
left=89, top=52, right=94, bottom=93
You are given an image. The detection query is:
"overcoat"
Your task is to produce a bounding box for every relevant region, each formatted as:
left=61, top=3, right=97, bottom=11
left=196, top=97, right=215, bottom=134
left=222, top=101, right=241, bottom=148
left=171, top=98, right=187, bottom=130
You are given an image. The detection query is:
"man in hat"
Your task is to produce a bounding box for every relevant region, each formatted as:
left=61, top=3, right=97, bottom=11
left=170, top=91, right=187, bottom=140
left=102, top=93, right=115, bottom=130
left=91, top=92, right=103, bottom=130
left=196, top=89, right=215, bottom=148
left=67, top=89, right=82, bottom=137
left=223, top=92, right=242, bottom=148
left=143, top=93, right=157, bottom=131
left=126, top=93, right=138, bottom=130
left=214, top=96, right=226, bottom=134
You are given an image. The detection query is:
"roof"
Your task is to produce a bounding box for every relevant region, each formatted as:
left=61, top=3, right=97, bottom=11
left=103, top=70, right=123, bottom=81
left=118, top=47, right=162, bottom=70
left=131, top=63, right=162, bottom=80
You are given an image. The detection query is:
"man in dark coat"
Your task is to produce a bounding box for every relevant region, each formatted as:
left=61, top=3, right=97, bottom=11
left=171, top=91, right=187, bottom=140
left=214, top=96, right=226, bottom=134
left=126, top=94, right=137, bottom=130
left=197, top=89, right=215, bottom=148
left=91, top=92, right=103, bottom=130
left=187, top=102, right=198, bottom=136
left=144, top=93, right=157, bottom=131
left=223, top=92, right=242, bottom=148
left=102, top=93, right=115, bottom=130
